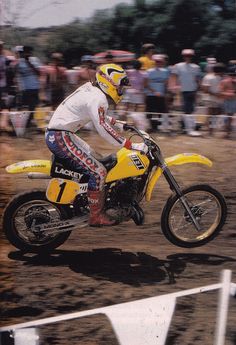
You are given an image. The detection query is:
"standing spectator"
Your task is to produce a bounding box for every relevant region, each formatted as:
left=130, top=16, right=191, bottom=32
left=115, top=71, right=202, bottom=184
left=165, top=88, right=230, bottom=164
left=205, top=57, right=217, bottom=73
left=201, top=63, right=225, bottom=135
left=126, top=60, right=149, bottom=130
left=44, top=52, right=67, bottom=110
left=171, top=49, right=201, bottom=136
left=16, top=46, right=41, bottom=128
left=144, top=54, right=169, bottom=132
left=77, top=55, right=96, bottom=87
left=5, top=56, right=17, bottom=109
left=219, top=65, right=236, bottom=139
left=0, top=40, right=9, bottom=131
left=138, top=43, right=156, bottom=71
left=66, top=64, right=80, bottom=95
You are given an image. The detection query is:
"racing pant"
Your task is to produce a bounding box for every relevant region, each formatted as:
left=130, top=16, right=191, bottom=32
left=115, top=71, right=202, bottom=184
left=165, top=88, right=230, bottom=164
left=45, top=130, right=107, bottom=191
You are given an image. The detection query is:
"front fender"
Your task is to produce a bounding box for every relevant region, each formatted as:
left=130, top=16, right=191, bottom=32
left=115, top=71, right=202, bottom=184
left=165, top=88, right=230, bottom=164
left=6, top=160, right=51, bottom=174
left=145, top=153, right=212, bottom=202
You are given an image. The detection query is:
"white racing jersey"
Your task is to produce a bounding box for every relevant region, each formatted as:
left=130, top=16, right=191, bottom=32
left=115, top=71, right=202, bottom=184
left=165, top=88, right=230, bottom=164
left=48, top=82, right=130, bottom=148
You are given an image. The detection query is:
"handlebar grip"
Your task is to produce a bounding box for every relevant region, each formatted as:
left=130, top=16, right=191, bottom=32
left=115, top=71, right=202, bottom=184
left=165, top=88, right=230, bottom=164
left=123, top=123, right=134, bottom=131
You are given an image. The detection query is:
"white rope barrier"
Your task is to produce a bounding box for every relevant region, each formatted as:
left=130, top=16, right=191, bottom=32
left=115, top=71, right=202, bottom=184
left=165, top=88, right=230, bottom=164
left=0, top=270, right=234, bottom=345
left=0, top=109, right=235, bottom=137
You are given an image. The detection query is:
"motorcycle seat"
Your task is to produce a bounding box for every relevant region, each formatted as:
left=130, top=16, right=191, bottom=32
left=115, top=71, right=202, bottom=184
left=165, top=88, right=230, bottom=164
left=51, top=154, right=72, bottom=168
left=98, top=154, right=117, bottom=171
left=51, top=154, right=117, bottom=174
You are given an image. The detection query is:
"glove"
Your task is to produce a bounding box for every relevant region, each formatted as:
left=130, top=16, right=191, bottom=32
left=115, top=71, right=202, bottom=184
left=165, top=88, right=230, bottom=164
left=114, top=121, right=124, bottom=132
left=131, top=142, right=148, bottom=154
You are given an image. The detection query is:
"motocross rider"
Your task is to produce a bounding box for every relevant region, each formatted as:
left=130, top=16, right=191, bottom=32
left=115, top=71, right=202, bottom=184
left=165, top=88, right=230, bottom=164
left=45, top=63, right=148, bottom=226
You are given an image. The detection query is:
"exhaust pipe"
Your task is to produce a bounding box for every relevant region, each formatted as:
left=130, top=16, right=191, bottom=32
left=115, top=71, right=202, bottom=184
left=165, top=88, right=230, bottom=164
left=28, top=172, right=51, bottom=179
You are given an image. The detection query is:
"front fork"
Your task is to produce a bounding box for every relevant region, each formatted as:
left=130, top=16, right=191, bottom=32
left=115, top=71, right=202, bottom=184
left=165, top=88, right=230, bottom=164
left=156, top=152, right=201, bottom=231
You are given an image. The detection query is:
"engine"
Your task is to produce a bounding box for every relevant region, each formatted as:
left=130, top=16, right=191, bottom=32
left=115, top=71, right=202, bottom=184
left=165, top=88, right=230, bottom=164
left=105, top=177, right=146, bottom=225
left=106, top=177, right=143, bottom=208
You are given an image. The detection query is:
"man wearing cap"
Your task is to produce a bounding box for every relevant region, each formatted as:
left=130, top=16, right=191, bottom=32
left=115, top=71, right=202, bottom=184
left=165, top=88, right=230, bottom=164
left=144, top=54, right=170, bottom=132
left=77, top=55, right=96, bottom=88
left=16, top=46, right=41, bottom=128
left=201, top=63, right=225, bottom=135
left=171, top=49, right=201, bottom=135
left=219, top=65, right=236, bottom=138
left=43, top=52, right=67, bottom=109
left=0, top=40, right=9, bottom=131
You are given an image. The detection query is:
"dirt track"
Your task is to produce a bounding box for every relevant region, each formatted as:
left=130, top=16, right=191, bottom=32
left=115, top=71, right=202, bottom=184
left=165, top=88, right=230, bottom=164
left=0, top=131, right=236, bottom=344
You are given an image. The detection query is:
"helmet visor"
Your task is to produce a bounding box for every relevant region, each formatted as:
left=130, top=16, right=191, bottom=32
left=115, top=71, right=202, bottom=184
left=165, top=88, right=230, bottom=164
left=117, top=76, right=129, bottom=96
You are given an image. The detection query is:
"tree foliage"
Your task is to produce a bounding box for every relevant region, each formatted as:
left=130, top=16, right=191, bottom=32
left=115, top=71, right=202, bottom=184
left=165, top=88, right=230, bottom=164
left=1, top=0, right=236, bottom=65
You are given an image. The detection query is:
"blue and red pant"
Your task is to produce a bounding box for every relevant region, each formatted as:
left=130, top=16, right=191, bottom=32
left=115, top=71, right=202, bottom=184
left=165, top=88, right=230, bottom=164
left=45, top=130, right=107, bottom=191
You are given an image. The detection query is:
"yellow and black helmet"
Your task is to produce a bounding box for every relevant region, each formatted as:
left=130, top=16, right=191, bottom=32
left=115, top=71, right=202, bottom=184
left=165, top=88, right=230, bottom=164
left=96, top=63, right=129, bottom=104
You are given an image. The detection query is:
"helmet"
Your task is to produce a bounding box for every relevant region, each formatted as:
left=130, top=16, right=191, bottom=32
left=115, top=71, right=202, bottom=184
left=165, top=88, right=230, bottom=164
left=96, top=63, right=129, bottom=103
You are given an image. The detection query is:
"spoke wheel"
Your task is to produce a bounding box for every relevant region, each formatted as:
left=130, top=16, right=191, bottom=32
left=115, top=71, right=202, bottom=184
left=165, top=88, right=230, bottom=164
left=161, top=184, right=227, bottom=248
left=3, top=191, right=71, bottom=253
left=14, top=200, right=62, bottom=245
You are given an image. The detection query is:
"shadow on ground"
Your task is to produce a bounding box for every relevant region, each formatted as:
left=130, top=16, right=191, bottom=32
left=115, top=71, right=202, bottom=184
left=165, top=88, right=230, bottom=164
left=8, top=249, right=236, bottom=286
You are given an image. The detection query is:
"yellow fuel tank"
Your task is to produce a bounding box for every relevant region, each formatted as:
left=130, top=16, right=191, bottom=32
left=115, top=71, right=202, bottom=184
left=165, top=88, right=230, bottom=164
left=106, top=148, right=150, bottom=183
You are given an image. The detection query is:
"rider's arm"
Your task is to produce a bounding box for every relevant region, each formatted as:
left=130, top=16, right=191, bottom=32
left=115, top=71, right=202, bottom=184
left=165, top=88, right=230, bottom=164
left=106, top=116, right=117, bottom=126
left=106, top=116, right=125, bottom=132
left=89, top=101, right=132, bottom=148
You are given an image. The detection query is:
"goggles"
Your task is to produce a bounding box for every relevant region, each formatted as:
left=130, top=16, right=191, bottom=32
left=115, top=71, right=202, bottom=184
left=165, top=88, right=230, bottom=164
left=117, top=77, right=129, bottom=96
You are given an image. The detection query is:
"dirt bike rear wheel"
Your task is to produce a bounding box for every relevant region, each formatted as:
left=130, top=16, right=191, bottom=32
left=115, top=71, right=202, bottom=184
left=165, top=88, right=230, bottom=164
left=161, top=184, right=227, bottom=248
left=3, top=190, right=72, bottom=253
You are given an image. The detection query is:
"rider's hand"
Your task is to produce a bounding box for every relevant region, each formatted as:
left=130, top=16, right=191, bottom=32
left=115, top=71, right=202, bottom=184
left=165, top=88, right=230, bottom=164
left=114, top=119, right=128, bottom=132
left=131, top=142, right=148, bottom=154
left=114, top=121, right=125, bottom=132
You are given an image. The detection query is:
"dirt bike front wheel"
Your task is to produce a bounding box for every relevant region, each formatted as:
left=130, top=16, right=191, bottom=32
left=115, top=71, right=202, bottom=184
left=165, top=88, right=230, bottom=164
left=161, top=184, right=227, bottom=248
left=3, top=190, right=72, bottom=253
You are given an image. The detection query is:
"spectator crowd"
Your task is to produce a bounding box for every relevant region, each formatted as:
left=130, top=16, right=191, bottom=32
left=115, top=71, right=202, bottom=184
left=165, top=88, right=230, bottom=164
left=0, top=40, right=236, bottom=139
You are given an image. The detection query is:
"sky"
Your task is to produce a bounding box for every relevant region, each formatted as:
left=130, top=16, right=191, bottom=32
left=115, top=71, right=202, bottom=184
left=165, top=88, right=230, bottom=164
left=8, top=0, right=134, bottom=28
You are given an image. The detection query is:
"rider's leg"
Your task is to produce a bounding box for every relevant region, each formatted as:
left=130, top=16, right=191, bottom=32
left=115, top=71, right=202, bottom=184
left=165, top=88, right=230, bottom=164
left=45, top=130, right=116, bottom=226
left=87, top=189, right=116, bottom=226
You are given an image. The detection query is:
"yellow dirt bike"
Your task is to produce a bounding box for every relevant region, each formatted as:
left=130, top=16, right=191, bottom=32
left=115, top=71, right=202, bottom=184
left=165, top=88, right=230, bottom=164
left=3, top=124, right=227, bottom=253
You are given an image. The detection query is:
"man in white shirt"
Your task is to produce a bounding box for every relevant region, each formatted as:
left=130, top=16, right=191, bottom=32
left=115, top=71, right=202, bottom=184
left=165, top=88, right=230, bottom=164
left=171, top=49, right=201, bottom=135
left=201, top=63, right=225, bottom=134
left=46, top=63, right=148, bottom=226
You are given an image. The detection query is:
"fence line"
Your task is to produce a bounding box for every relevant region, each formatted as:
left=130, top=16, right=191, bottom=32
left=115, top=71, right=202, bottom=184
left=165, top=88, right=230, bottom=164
left=1, top=109, right=235, bottom=137
left=1, top=109, right=235, bottom=117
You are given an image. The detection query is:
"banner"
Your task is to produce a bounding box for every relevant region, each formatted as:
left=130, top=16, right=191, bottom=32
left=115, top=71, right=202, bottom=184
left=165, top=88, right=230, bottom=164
left=9, top=111, right=30, bottom=137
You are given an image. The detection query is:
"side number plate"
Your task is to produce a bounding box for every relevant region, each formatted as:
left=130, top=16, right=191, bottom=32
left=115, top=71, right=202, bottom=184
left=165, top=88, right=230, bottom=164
left=46, top=178, right=87, bottom=204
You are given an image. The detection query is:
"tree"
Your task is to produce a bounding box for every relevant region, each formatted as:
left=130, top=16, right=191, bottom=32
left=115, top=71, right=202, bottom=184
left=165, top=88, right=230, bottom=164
left=1, top=0, right=236, bottom=65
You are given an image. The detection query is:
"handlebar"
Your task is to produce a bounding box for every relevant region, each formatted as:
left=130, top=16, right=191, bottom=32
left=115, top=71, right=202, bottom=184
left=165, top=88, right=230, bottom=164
left=123, top=123, right=151, bottom=143
left=123, top=123, right=136, bottom=132
left=116, top=121, right=156, bottom=150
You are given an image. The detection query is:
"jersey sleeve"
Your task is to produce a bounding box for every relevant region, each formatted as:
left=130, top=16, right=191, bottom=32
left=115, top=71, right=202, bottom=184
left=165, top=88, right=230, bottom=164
left=88, top=98, right=131, bottom=148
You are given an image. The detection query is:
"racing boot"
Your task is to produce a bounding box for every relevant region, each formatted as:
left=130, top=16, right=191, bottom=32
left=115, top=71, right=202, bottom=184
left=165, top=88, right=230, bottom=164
left=88, top=189, right=116, bottom=227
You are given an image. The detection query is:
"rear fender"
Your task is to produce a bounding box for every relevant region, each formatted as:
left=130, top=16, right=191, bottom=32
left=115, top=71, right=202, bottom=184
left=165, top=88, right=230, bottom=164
left=6, top=160, right=51, bottom=174
left=145, top=153, right=212, bottom=201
